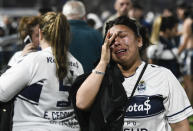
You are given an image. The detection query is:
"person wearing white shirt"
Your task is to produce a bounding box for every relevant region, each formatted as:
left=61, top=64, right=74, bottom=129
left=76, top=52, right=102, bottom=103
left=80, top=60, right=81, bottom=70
left=74, top=16, right=193, bottom=131
left=0, top=12, right=84, bottom=131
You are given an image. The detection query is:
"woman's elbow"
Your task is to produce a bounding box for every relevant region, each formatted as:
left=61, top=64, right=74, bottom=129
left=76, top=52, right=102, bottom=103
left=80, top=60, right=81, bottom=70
left=0, top=94, right=12, bottom=102
left=76, top=98, right=90, bottom=110
left=0, top=89, right=13, bottom=102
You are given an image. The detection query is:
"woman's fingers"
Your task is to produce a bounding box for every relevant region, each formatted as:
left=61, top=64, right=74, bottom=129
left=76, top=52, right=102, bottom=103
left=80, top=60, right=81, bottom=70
left=104, top=31, right=116, bottom=48
left=108, top=33, right=116, bottom=47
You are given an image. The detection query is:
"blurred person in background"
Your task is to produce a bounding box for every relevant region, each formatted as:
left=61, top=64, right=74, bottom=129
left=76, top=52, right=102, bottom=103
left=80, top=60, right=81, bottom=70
left=162, top=7, right=174, bottom=17
left=1, top=15, right=17, bottom=36
left=176, top=1, right=188, bottom=35
left=147, top=16, right=181, bottom=79
left=178, top=8, right=193, bottom=105
left=146, top=16, right=162, bottom=65
left=102, top=0, right=132, bottom=35
left=0, top=27, right=5, bottom=68
left=87, top=13, right=103, bottom=32
left=128, top=2, right=151, bottom=34
left=8, top=16, right=40, bottom=66
left=149, top=16, right=162, bottom=45
left=0, top=15, right=17, bottom=67
left=0, top=12, right=83, bottom=131
left=100, top=10, right=112, bottom=23
left=62, top=1, right=103, bottom=73
left=38, top=7, right=53, bottom=16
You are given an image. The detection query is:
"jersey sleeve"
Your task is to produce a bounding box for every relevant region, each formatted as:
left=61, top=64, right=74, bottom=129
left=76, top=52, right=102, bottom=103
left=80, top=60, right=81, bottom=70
left=8, top=51, right=23, bottom=66
left=164, top=69, right=193, bottom=123
left=68, top=52, right=84, bottom=80
left=0, top=54, right=36, bottom=102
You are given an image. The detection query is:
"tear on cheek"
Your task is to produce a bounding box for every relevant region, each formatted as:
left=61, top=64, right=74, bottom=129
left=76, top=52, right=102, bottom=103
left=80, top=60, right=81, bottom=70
left=124, top=40, right=129, bottom=45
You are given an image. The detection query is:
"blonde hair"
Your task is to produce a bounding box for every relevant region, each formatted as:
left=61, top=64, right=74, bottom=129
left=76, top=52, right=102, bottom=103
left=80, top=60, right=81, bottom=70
left=39, top=12, right=70, bottom=80
left=150, top=16, right=162, bottom=44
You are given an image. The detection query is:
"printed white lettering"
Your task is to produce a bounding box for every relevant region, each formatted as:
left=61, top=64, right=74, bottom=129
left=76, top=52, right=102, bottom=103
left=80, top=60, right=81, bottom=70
left=126, top=121, right=136, bottom=126
left=144, top=97, right=151, bottom=114
left=133, top=103, right=138, bottom=112
left=138, top=105, right=143, bottom=111
left=126, top=97, right=151, bottom=114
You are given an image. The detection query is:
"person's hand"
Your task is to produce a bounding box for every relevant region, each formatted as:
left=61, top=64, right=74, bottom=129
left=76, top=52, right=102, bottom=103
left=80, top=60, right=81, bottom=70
left=100, top=31, right=116, bottom=65
left=22, top=43, right=37, bottom=56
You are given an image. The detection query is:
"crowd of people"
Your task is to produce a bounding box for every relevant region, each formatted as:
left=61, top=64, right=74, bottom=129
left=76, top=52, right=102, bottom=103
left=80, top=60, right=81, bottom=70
left=0, top=0, right=192, bottom=131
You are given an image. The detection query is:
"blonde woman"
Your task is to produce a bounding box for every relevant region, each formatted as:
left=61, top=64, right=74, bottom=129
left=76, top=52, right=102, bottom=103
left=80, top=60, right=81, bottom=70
left=0, top=12, right=83, bottom=131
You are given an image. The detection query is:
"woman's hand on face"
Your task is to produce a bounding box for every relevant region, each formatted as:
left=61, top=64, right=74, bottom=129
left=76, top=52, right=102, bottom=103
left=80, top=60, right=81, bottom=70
left=22, top=43, right=37, bottom=56
left=100, top=31, right=116, bottom=65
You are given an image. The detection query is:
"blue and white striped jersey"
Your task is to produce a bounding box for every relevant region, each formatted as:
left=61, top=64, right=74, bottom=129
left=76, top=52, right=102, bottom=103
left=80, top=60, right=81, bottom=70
left=0, top=47, right=84, bottom=131
left=123, top=62, right=193, bottom=131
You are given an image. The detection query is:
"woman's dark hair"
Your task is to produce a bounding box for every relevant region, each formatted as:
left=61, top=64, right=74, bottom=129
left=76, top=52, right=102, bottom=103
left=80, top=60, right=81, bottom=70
left=176, top=1, right=187, bottom=9
left=160, top=15, right=179, bottom=32
left=39, top=12, right=70, bottom=80
left=105, top=16, right=149, bottom=57
left=184, top=6, right=193, bottom=19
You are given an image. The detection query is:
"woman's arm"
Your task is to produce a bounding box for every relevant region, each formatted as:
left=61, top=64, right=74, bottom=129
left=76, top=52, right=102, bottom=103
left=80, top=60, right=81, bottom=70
left=76, top=32, right=116, bottom=110
left=170, top=119, right=191, bottom=131
left=0, top=61, right=30, bottom=102
left=178, top=18, right=192, bottom=55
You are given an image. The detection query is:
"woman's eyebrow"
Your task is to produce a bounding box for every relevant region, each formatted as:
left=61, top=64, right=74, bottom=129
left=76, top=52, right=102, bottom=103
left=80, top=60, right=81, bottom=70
left=117, top=31, right=129, bottom=35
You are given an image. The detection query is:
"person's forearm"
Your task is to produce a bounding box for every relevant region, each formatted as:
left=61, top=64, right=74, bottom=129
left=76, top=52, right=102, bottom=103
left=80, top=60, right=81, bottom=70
left=178, top=34, right=189, bottom=55
left=76, top=61, right=108, bottom=110
left=76, top=31, right=115, bottom=110
left=170, top=119, right=191, bottom=131
left=172, top=126, right=190, bottom=131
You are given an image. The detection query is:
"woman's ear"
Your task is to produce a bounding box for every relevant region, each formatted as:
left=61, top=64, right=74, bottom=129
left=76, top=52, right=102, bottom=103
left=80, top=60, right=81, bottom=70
left=137, top=37, right=143, bottom=48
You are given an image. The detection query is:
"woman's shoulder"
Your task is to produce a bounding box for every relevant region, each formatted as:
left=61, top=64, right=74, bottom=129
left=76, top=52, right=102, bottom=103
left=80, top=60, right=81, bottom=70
left=67, top=52, right=84, bottom=74
left=12, top=51, right=22, bottom=57
left=21, top=48, right=51, bottom=65
left=67, top=52, right=83, bottom=67
left=143, top=64, right=175, bottom=84
left=146, top=63, right=172, bottom=75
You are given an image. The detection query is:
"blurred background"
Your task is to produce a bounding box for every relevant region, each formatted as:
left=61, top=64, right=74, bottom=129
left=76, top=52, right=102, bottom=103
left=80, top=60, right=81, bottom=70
left=0, top=0, right=192, bottom=17
left=0, top=0, right=192, bottom=68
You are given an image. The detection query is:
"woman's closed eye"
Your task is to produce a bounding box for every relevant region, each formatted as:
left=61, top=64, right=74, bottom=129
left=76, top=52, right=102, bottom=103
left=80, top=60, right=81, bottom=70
left=117, top=32, right=128, bottom=38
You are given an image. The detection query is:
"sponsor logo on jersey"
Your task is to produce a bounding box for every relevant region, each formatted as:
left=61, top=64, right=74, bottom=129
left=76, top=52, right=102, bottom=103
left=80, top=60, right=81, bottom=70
left=125, top=95, right=164, bottom=118
left=137, top=80, right=146, bottom=93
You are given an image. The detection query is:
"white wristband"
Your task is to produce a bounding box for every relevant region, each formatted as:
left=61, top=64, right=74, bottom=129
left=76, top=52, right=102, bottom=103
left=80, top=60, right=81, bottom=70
left=92, top=69, right=105, bottom=75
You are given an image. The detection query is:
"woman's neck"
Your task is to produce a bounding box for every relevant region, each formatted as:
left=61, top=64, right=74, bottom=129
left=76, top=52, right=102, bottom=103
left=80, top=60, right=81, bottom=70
left=118, top=59, right=142, bottom=77
left=40, top=40, right=50, bottom=49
